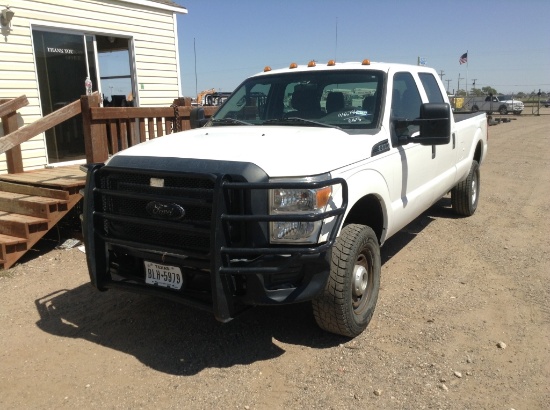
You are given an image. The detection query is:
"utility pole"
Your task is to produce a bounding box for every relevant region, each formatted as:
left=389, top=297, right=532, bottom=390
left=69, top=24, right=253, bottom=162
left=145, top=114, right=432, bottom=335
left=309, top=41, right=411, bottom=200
left=472, top=79, right=477, bottom=95
left=439, top=70, right=445, bottom=81
left=445, top=79, right=452, bottom=93
left=457, top=74, right=463, bottom=95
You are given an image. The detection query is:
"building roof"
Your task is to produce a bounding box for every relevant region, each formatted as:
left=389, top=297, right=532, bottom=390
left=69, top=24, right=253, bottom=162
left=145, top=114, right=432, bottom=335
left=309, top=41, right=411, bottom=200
left=120, top=0, right=187, bottom=13
left=149, top=0, right=187, bottom=11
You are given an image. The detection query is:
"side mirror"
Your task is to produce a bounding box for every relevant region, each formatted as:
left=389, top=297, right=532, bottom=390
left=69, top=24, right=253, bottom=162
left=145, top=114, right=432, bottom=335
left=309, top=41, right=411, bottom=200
left=396, top=103, right=451, bottom=146
left=190, top=107, right=207, bottom=129
left=416, top=103, right=451, bottom=145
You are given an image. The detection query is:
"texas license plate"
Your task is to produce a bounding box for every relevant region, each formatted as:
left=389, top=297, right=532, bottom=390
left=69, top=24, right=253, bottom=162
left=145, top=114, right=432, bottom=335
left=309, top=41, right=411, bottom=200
left=144, top=261, right=183, bottom=290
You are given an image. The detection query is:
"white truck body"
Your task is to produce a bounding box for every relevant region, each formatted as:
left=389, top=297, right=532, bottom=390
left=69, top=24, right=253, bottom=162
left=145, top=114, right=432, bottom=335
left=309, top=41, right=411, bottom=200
left=82, top=60, right=488, bottom=337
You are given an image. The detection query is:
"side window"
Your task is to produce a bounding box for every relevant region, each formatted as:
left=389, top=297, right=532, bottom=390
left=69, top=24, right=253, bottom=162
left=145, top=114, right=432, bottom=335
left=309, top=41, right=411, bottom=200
left=392, top=72, right=422, bottom=135
left=419, top=73, right=445, bottom=103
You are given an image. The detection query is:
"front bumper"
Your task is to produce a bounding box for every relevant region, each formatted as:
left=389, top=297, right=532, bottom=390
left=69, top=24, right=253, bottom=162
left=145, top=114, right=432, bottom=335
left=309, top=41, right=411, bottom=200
left=81, top=159, right=347, bottom=322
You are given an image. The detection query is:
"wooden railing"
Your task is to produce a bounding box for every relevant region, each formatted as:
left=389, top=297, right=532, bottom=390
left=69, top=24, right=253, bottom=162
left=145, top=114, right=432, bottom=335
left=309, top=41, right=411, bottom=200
left=0, top=93, right=218, bottom=173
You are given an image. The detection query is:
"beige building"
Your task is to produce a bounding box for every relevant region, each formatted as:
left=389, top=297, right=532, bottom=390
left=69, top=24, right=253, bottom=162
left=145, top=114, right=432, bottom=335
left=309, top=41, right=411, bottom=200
left=0, top=0, right=187, bottom=172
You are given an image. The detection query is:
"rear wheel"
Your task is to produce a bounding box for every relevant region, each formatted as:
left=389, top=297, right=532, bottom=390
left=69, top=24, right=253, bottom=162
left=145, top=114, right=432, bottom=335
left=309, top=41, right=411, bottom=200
left=451, top=160, right=480, bottom=216
left=499, top=106, right=508, bottom=115
left=471, top=105, right=479, bottom=113
left=312, top=224, right=381, bottom=338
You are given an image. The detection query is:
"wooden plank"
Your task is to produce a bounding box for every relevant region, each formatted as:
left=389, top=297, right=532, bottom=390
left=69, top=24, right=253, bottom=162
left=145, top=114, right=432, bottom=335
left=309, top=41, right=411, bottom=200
left=0, top=95, right=29, bottom=118
left=91, top=106, right=174, bottom=120
left=0, top=97, right=82, bottom=155
left=0, top=182, right=69, bottom=200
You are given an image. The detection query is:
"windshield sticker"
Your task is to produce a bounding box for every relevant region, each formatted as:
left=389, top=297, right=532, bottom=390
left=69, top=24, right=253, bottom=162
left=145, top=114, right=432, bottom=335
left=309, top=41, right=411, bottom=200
left=338, top=110, right=369, bottom=118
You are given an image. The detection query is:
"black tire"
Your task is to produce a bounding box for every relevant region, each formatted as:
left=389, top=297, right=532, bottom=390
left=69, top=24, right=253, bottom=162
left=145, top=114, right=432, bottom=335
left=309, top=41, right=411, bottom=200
left=451, top=160, right=480, bottom=216
left=513, top=111, right=522, bottom=115
left=471, top=105, right=479, bottom=113
left=312, top=224, right=381, bottom=338
left=499, top=106, right=508, bottom=115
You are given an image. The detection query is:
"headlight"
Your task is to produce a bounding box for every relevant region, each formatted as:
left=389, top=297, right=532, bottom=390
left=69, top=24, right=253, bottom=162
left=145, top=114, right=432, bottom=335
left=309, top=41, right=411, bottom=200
left=269, top=177, right=333, bottom=244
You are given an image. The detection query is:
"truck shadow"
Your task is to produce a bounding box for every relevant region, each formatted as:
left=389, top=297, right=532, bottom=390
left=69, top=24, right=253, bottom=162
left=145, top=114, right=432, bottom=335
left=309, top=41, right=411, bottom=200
left=34, top=196, right=458, bottom=375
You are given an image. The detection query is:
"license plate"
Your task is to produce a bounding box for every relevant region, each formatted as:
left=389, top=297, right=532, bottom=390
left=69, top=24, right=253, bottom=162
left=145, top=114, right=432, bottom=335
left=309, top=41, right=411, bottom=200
left=144, top=261, right=183, bottom=290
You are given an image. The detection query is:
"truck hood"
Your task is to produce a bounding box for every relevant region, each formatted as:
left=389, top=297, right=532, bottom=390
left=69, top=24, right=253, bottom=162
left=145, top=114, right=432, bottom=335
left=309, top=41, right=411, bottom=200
left=112, top=125, right=379, bottom=177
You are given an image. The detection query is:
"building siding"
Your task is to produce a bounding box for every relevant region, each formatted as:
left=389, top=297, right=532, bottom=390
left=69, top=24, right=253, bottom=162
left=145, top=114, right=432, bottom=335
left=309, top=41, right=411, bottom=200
left=0, top=0, right=186, bottom=173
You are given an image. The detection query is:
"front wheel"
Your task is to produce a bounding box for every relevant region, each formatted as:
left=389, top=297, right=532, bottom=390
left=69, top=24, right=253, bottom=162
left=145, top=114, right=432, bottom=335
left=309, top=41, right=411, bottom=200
left=312, top=224, right=381, bottom=338
left=451, top=160, right=480, bottom=216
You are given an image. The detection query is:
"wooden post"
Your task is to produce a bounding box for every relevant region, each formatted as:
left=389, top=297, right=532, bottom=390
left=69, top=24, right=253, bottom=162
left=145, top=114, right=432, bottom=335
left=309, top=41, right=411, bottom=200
left=0, top=95, right=29, bottom=173
left=81, top=93, right=109, bottom=163
left=2, top=111, right=23, bottom=173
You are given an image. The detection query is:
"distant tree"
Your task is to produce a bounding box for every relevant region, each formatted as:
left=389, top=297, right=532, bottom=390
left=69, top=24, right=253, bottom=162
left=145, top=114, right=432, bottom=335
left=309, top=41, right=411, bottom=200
left=481, top=86, right=497, bottom=95
left=470, top=88, right=484, bottom=96
left=516, top=92, right=526, bottom=98
left=456, top=89, right=467, bottom=96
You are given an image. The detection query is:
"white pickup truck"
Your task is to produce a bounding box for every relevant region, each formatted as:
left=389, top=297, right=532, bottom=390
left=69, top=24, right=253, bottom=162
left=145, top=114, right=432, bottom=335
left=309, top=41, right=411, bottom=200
left=81, top=59, right=488, bottom=337
left=464, top=94, right=524, bottom=115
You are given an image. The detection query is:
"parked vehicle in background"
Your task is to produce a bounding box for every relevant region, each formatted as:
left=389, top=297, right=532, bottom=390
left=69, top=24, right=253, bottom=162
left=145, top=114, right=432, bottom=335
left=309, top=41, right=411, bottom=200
left=463, top=94, right=524, bottom=115
left=542, top=99, right=550, bottom=108
left=81, top=59, right=488, bottom=338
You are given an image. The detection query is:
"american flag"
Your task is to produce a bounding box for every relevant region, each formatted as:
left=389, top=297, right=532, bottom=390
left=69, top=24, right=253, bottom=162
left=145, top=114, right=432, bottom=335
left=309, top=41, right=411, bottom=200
left=459, top=52, right=468, bottom=65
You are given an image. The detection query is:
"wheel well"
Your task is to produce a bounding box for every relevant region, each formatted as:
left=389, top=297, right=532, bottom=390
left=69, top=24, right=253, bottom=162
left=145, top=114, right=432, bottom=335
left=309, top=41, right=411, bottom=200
left=343, top=194, right=384, bottom=242
left=474, top=139, right=482, bottom=163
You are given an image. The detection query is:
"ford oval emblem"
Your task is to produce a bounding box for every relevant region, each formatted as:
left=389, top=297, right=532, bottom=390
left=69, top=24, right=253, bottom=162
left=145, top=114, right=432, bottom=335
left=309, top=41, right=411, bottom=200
left=146, top=201, right=185, bottom=220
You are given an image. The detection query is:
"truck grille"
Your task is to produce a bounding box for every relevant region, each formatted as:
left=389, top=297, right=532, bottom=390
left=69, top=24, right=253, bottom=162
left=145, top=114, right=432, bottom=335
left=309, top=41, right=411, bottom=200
left=95, top=168, right=217, bottom=257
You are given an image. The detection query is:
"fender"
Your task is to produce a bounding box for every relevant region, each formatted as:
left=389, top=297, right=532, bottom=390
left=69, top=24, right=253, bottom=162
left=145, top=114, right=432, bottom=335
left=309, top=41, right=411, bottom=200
left=327, top=167, right=392, bottom=244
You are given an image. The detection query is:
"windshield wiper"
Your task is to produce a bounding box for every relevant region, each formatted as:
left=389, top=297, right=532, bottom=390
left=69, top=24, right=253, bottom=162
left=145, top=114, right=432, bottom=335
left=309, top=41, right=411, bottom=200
left=263, top=117, right=341, bottom=129
left=210, top=118, right=252, bottom=126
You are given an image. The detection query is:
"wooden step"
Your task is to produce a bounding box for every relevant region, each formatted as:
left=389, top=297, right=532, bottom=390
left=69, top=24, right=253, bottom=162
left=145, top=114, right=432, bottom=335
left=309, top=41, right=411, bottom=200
left=0, top=191, right=67, bottom=217
left=0, top=212, right=49, bottom=238
left=0, top=232, right=28, bottom=260
left=0, top=181, right=70, bottom=200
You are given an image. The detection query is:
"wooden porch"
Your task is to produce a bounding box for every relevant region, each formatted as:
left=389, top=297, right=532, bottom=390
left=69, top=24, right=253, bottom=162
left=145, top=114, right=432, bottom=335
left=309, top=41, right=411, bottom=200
left=0, top=94, right=217, bottom=269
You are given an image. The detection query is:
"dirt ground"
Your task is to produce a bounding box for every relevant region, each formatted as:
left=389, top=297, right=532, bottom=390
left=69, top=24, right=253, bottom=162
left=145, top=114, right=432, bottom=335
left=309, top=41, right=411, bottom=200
left=1, top=114, right=549, bottom=409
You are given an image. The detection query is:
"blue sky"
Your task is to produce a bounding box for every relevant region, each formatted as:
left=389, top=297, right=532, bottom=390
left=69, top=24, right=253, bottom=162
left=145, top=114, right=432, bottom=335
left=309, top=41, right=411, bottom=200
left=176, top=0, right=549, bottom=97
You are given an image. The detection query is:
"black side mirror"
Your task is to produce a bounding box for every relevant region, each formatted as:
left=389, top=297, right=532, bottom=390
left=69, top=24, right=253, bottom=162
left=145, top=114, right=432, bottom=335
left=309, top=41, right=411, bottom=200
left=396, top=103, right=451, bottom=146
left=190, top=107, right=207, bottom=129
left=416, top=103, right=451, bottom=145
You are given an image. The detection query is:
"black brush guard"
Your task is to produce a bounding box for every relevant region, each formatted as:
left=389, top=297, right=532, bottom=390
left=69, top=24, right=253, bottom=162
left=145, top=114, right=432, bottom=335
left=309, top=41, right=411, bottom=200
left=82, top=163, right=348, bottom=322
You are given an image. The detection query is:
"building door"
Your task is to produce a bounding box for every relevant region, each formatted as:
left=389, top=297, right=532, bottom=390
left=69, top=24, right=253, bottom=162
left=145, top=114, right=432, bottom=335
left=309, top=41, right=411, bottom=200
left=32, top=30, right=98, bottom=163
left=32, top=29, right=134, bottom=164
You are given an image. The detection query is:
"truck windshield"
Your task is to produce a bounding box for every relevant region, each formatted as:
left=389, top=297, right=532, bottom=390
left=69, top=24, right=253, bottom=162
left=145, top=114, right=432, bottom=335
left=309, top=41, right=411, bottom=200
left=210, top=69, right=384, bottom=130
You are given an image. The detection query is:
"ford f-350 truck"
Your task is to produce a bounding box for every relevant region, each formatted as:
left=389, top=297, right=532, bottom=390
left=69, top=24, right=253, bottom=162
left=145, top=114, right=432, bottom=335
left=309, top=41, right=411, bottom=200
left=464, top=94, right=524, bottom=115
left=81, top=59, right=488, bottom=337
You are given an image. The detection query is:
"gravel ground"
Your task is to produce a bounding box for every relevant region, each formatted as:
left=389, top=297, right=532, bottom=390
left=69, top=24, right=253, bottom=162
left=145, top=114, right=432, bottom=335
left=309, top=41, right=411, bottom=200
left=1, top=113, right=549, bottom=409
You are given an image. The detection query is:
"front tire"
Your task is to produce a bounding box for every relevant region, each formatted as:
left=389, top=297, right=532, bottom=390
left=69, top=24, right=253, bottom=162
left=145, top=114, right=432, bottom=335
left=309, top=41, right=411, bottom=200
left=312, top=224, right=381, bottom=338
left=451, top=160, right=480, bottom=216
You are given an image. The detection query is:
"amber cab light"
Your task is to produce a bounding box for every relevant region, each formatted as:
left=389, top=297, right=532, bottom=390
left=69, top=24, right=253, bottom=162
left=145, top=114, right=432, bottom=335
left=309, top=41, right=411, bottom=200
left=289, top=62, right=298, bottom=69
left=362, top=59, right=371, bottom=65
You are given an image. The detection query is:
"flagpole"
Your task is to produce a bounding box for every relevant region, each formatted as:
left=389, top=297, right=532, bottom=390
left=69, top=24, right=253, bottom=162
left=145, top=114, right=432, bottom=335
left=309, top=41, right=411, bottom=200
left=466, top=50, right=470, bottom=97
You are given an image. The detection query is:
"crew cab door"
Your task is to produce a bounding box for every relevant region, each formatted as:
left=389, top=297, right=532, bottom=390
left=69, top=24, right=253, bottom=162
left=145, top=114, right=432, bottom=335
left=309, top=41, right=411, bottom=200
left=418, top=72, right=457, bottom=189
left=389, top=72, right=454, bottom=221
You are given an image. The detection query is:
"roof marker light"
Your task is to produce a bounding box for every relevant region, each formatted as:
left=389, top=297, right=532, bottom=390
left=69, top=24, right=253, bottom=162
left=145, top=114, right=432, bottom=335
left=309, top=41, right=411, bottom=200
left=362, top=59, right=371, bottom=65
left=264, top=66, right=272, bottom=72
left=289, top=62, right=298, bottom=69
left=327, top=60, right=336, bottom=66
left=308, top=60, right=316, bottom=67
